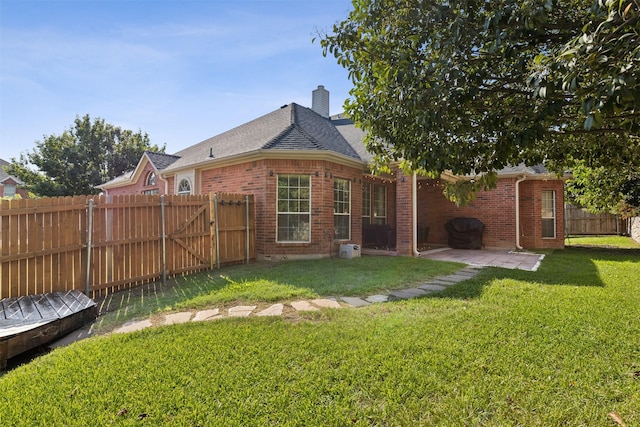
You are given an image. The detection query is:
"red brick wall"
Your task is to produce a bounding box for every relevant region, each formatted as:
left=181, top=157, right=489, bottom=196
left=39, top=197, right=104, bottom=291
left=395, top=169, right=414, bottom=255
left=518, top=179, right=565, bottom=249
left=104, top=162, right=167, bottom=196
left=200, top=159, right=363, bottom=259
left=417, top=177, right=565, bottom=250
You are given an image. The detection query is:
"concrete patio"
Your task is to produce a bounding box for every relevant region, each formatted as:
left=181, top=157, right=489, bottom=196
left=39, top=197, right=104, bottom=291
left=419, top=248, right=545, bottom=271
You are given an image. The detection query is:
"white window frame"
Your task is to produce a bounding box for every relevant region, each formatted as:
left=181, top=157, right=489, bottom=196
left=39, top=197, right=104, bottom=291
left=177, top=178, right=192, bottom=195
left=276, top=174, right=311, bottom=243
left=146, top=172, right=156, bottom=186
left=334, top=178, right=351, bottom=240
left=541, top=190, right=556, bottom=239
left=3, top=183, right=16, bottom=198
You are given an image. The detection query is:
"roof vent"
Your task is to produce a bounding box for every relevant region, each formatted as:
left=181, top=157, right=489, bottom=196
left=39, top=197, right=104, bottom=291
left=312, top=85, right=330, bottom=118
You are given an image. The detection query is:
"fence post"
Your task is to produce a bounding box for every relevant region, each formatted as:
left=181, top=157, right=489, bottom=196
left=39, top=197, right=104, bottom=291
left=245, top=195, right=250, bottom=264
left=84, top=199, right=94, bottom=295
left=209, top=195, right=215, bottom=269
left=160, top=195, right=167, bottom=286
left=214, top=193, right=220, bottom=269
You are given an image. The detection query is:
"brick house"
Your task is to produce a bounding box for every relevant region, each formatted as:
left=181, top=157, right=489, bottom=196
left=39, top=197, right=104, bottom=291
left=97, top=151, right=180, bottom=196
left=0, top=159, right=29, bottom=199
left=100, top=86, right=567, bottom=259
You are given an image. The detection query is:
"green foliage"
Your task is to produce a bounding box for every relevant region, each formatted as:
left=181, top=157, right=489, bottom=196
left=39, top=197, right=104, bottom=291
left=2, top=248, right=639, bottom=425
left=566, top=161, right=639, bottom=215
left=320, top=0, right=640, bottom=207
left=7, top=115, right=164, bottom=196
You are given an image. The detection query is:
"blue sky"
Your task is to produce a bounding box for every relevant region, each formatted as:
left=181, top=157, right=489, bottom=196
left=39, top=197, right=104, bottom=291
left=0, top=0, right=354, bottom=162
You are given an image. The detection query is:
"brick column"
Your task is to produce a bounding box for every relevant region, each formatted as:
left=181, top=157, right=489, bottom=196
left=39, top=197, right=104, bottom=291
left=395, top=168, right=414, bottom=256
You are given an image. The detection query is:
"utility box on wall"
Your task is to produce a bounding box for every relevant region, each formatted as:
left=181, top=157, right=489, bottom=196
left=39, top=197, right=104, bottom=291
left=339, top=244, right=361, bottom=259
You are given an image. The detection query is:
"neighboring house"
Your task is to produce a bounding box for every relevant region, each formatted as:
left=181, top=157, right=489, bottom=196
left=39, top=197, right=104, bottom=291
left=0, top=159, right=28, bottom=199
left=100, top=86, right=567, bottom=259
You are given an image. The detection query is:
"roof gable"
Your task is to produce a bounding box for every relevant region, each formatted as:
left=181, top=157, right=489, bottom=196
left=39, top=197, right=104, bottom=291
left=0, top=158, right=25, bottom=186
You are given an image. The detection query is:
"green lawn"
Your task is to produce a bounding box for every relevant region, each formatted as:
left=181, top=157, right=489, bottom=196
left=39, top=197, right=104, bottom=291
left=566, top=234, right=640, bottom=249
left=1, top=247, right=639, bottom=426
left=93, top=256, right=462, bottom=332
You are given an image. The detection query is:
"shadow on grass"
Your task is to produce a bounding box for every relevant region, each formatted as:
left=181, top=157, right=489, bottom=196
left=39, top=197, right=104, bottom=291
left=433, top=247, right=640, bottom=300
left=93, top=257, right=462, bottom=331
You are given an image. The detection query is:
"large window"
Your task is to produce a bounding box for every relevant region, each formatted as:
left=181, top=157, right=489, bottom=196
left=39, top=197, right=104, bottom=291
left=277, top=174, right=311, bottom=242
left=362, top=183, right=371, bottom=226
left=541, top=190, right=556, bottom=238
left=334, top=178, right=351, bottom=240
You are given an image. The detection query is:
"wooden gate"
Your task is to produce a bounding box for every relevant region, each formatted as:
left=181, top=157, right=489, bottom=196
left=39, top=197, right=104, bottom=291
left=164, top=195, right=212, bottom=275
left=211, top=193, right=256, bottom=267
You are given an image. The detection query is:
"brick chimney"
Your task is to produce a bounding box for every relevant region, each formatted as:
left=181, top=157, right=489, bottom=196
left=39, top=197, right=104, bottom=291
left=312, top=85, right=330, bottom=118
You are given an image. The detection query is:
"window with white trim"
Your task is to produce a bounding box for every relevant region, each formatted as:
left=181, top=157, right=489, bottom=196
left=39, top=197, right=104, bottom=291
left=541, top=190, right=556, bottom=238
left=334, top=178, right=351, bottom=240
left=146, top=172, right=156, bottom=186
left=277, top=174, right=311, bottom=242
left=3, top=183, right=16, bottom=198
left=178, top=178, right=192, bottom=195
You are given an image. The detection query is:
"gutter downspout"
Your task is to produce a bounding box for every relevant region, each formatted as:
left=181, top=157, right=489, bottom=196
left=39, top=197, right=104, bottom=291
left=515, top=174, right=527, bottom=250
left=412, top=172, right=421, bottom=256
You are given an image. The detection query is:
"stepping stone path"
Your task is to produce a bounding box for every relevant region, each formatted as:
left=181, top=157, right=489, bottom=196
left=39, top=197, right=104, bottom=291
left=111, top=267, right=482, bottom=334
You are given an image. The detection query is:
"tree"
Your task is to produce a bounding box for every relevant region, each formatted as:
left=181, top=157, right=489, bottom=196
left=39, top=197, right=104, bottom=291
left=566, top=162, right=640, bottom=216
left=320, top=0, right=640, bottom=204
left=9, top=115, right=164, bottom=196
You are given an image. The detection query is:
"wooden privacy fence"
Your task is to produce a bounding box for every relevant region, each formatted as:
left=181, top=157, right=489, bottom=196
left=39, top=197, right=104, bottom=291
left=0, top=193, right=255, bottom=299
left=565, top=205, right=626, bottom=235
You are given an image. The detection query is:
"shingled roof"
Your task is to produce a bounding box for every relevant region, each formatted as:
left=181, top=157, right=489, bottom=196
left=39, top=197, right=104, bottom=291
left=145, top=151, right=180, bottom=170
left=164, top=103, right=363, bottom=173
left=0, top=158, right=24, bottom=185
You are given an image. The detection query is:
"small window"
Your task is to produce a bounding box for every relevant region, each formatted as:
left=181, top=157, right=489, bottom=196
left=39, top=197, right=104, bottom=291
left=541, top=190, right=556, bottom=238
left=178, top=178, right=192, bottom=195
left=334, top=178, right=351, bottom=240
left=143, top=189, right=159, bottom=195
left=277, top=174, right=311, bottom=242
left=146, top=172, right=156, bottom=186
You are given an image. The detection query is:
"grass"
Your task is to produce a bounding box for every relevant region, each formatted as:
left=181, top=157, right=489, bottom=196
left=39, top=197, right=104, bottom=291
left=1, top=246, right=639, bottom=426
left=92, top=256, right=462, bottom=332
left=565, top=234, right=640, bottom=249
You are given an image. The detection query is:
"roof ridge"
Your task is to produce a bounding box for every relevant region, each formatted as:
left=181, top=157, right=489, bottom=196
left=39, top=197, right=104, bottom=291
left=262, top=124, right=296, bottom=149
left=291, top=103, right=325, bottom=150
left=291, top=123, right=324, bottom=150
left=145, top=150, right=180, bottom=158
